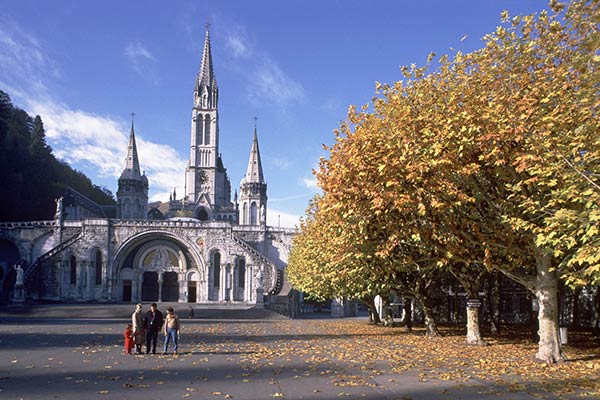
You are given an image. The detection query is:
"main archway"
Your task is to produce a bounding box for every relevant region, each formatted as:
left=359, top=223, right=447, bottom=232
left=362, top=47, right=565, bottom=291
left=112, top=231, right=205, bottom=303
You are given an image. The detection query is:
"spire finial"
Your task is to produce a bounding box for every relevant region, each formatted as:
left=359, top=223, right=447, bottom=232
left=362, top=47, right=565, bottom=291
left=253, top=116, right=259, bottom=131
left=205, top=22, right=210, bottom=33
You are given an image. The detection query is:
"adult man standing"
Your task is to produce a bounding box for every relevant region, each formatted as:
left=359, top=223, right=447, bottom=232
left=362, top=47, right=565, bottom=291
left=144, top=303, right=163, bottom=354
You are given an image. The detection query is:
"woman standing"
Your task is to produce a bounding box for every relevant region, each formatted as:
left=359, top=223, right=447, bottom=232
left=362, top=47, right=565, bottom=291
left=163, top=307, right=180, bottom=354
left=131, top=303, right=145, bottom=354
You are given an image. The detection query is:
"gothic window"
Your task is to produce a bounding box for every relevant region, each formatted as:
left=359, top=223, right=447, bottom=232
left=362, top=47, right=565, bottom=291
left=250, top=202, right=258, bottom=225
left=70, top=255, right=77, bottom=285
left=204, top=114, right=211, bottom=145
left=196, top=114, right=203, bottom=145
left=213, top=251, right=221, bottom=287
left=95, top=250, right=102, bottom=285
left=237, top=258, right=245, bottom=288
left=242, top=202, right=248, bottom=225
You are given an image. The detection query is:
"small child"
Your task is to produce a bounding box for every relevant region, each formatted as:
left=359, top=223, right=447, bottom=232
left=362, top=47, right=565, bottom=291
left=124, top=323, right=134, bottom=355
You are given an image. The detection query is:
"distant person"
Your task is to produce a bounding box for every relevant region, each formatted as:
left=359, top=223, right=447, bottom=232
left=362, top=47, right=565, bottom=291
left=131, top=303, right=145, bottom=354
left=144, top=303, right=163, bottom=354
left=163, top=307, right=180, bottom=354
left=123, top=323, right=134, bottom=355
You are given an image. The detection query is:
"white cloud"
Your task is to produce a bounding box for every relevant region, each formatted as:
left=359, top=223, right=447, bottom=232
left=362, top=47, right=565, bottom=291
left=124, top=41, right=158, bottom=83
left=248, top=59, right=305, bottom=107
left=27, top=98, right=186, bottom=201
left=226, top=34, right=251, bottom=59
left=272, top=157, right=291, bottom=170
left=219, top=21, right=304, bottom=108
left=267, top=208, right=300, bottom=229
left=302, top=176, right=318, bottom=189
left=0, top=16, right=59, bottom=93
left=125, top=42, right=155, bottom=61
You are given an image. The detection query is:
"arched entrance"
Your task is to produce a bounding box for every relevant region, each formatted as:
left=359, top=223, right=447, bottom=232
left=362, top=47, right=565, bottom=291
left=162, top=271, right=179, bottom=302
left=0, top=238, right=21, bottom=302
left=142, top=271, right=159, bottom=301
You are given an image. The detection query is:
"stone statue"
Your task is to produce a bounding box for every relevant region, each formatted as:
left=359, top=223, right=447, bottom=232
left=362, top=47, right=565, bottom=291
left=150, top=248, right=169, bottom=269
left=14, top=265, right=24, bottom=286
left=255, top=267, right=263, bottom=289
left=55, top=196, right=63, bottom=216
left=260, top=205, right=266, bottom=224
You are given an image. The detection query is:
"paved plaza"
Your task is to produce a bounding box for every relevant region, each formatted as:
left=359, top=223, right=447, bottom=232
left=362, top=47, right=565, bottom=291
left=0, top=304, right=596, bottom=400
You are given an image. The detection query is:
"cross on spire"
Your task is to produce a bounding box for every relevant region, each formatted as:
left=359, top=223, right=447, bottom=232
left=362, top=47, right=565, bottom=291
left=254, top=116, right=259, bottom=130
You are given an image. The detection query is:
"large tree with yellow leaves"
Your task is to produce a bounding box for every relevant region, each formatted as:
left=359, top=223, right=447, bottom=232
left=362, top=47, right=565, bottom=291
left=288, top=0, right=599, bottom=363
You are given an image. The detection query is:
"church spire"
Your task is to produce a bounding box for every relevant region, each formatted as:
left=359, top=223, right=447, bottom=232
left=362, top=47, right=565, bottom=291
left=194, top=24, right=217, bottom=106
left=244, top=122, right=264, bottom=184
left=121, top=112, right=142, bottom=179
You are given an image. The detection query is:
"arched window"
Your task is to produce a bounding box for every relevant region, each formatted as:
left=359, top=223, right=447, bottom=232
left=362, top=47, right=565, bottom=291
left=196, top=114, right=203, bottom=145
left=237, top=258, right=245, bottom=288
left=197, top=208, right=209, bottom=221
left=243, top=203, right=248, bottom=225
left=123, top=198, right=131, bottom=219
left=204, top=114, right=211, bottom=145
left=213, top=252, right=221, bottom=287
left=94, top=250, right=102, bottom=285
left=70, top=255, right=77, bottom=285
left=250, top=202, right=258, bottom=225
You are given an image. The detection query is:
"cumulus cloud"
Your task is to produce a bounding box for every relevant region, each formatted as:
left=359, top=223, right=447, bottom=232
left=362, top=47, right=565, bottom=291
left=27, top=98, right=186, bottom=200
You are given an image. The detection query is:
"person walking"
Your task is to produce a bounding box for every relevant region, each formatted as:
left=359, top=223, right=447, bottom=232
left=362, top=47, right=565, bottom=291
left=144, top=303, right=163, bottom=354
left=162, top=306, right=180, bottom=354
left=131, top=303, right=145, bottom=354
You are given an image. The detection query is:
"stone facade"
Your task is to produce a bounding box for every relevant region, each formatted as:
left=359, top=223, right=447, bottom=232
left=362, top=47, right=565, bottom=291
left=0, top=26, right=296, bottom=306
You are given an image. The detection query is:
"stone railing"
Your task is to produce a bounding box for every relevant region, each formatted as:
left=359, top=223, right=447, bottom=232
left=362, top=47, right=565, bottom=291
left=0, top=220, right=55, bottom=228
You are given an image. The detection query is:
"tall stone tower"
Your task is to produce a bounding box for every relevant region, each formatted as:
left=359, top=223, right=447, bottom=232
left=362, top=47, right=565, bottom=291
left=117, top=114, right=148, bottom=219
left=239, top=126, right=267, bottom=226
left=183, top=25, right=234, bottom=221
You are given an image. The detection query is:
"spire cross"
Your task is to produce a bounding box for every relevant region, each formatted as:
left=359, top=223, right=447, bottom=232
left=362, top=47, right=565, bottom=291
left=254, top=116, right=259, bottom=130
left=130, top=112, right=135, bottom=126
left=205, top=22, right=211, bottom=33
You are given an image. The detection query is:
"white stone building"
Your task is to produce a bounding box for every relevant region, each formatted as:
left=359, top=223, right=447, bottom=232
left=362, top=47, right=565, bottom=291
left=0, top=27, right=295, bottom=306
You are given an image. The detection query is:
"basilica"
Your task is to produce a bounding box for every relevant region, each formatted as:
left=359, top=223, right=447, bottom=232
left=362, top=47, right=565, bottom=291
left=0, top=28, right=295, bottom=307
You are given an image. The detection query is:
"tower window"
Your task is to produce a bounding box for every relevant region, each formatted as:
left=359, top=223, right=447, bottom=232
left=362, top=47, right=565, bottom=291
left=204, top=114, right=211, bottom=145
left=250, top=202, right=257, bottom=225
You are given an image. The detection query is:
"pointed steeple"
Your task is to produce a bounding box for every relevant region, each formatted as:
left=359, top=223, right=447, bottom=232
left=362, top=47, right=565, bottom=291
left=121, top=112, right=142, bottom=179
left=244, top=125, right=264, bottom=184
left=195, top=24, right=217, bottom=97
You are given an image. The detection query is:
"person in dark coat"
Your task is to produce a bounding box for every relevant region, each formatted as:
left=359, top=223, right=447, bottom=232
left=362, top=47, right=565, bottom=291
left=144, top=302, right=163, bottom=354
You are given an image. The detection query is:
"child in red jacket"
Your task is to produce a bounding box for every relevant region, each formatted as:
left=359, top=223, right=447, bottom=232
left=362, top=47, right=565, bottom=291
left=124, top=323, right=134, bottom=355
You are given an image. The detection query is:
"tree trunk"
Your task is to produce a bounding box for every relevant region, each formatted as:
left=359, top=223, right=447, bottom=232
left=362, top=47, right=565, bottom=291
left=486, top=272, right=500, bottom=333
left=591, top=286, right=600, bottom=337
left=364, top=298, right=380, bottom=324
left=403, top=298, right=413, bottom=331
left=572, top=287, right=581, bottom=329
left=414, top=293, right=440, bottom=337
left=534, top=250, right=564, bottom=363
left=465, top=299, right=486, bottom=345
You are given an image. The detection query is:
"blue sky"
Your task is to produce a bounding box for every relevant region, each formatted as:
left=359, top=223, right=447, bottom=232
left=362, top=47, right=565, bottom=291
left=1, top=0, right=549, bottom=227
